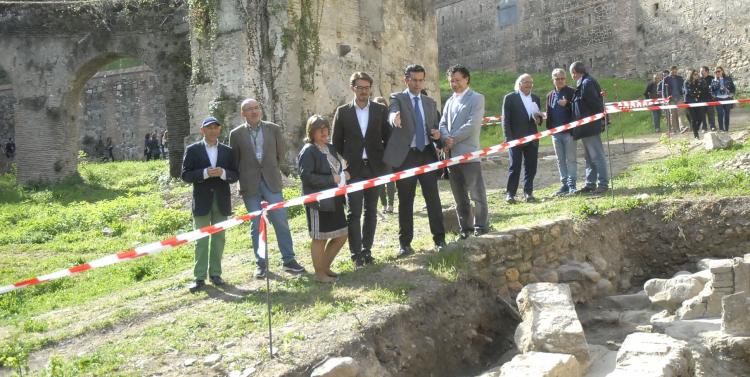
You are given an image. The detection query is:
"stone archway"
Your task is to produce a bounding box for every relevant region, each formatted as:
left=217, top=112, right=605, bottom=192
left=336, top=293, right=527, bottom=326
left=0, top=1, right=190, bottom=184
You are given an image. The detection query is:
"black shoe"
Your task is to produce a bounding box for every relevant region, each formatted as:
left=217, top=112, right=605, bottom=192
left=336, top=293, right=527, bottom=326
left=254, top=265, right=266, bottom=279
left=209, top=276, right=226, bottom=286
left=459, top=231, right=471, bottom=240
left=188, top=280, right=205, bottom=293
left=363, top=253, right=375, bottom=265
left=283, top=259, right=306, bottom=273
left=554, top=186, right=569, bottom=197
left=435, top=241, right=447, bottom=252
left=505, top=194, right=516, bottom=204
left=524, top=193, right=537, bottom=203
left=473, top=228, right=488, bottom=237
left=397, top=246, right=415, bottom=258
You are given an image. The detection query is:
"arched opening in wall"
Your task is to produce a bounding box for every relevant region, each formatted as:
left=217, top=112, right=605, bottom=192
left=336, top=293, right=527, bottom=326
left=0, top=66, right=16, bottom=173
left=73, top=55, right=166, bottom=163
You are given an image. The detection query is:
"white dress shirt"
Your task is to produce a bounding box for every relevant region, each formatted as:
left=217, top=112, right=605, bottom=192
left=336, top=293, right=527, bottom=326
left=518, top=90, right=539, bottom=119
left=202, top=139, right=226, bottom=180
left=354, top=99, right=370, bottom=159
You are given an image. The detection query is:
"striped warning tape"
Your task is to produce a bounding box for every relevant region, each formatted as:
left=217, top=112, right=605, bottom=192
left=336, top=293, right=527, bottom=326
left=1, top=97, right=746, bottom=295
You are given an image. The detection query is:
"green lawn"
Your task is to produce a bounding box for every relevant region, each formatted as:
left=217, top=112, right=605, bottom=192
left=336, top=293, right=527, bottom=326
left=1, top=136, right=750, bottom=375
left=438, top=70, right=655, bottom=148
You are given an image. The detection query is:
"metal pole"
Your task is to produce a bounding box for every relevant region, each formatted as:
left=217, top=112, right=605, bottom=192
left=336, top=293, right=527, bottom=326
left=261, top=202, right=274, bottom=359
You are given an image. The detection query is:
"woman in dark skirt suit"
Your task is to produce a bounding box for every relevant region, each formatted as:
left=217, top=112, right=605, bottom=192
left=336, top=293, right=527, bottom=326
left=298, top=115, right=349, bottom=282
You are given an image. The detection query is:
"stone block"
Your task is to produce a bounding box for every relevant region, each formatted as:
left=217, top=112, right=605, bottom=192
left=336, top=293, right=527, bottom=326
left=487, top=352, right=581, bottom=377
left=311, top=357, right=360, bottom=377
left=721, top=291, right=750, bottom=336
left=557, top=262, right=600, bottom=283
left=676, top=296, right=706, bottom=320
left=514, top=283, right=589, bottom=364
left=704, top=131, right=733, bottom=150
left=733, top=258, right=750, bottom=295
left=605, top=333, right=692, bottom=377
left=644, top=275, right=704, bottom=311
left=709, top=259, right=733, bottom=274
left=691, top=269, right=712, bottom=284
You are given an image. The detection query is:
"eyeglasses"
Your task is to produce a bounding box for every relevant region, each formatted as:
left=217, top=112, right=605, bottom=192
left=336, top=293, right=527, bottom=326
left=353, top=86, right=371, bottom=91
left=553, top=77, right=565, bottom=81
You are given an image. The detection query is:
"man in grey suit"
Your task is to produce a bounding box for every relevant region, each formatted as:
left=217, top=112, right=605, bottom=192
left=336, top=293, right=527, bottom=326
left=384, top=64, right=446, bottom=258
left=229, top=98, right=306, bottom=279
left=438, top=65, right=488, bottom=240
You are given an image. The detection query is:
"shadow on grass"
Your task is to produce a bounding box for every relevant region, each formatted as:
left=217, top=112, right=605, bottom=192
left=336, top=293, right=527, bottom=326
left=0, top=173, right=129, bottom=205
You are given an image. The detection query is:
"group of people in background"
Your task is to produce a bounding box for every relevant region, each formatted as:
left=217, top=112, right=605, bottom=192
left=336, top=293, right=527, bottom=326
left=181, top=60, right=611, bottom=291
left=144, top=130, right=168, bottom=161
left=645, top=65, right=736, bottom=138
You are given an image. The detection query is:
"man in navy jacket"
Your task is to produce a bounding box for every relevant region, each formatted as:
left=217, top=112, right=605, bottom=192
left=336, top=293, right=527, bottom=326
left=570, top=61, right=608, bottom=194
left=181, top=116, right=239, bottom=292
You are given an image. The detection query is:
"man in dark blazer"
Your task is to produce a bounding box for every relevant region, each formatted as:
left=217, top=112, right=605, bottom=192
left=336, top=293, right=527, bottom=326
left=502, top=73, right=543, bottom=203
left=332, top=71, right=391, bottom=267
left=384, top=64, right=446, bottom=257
left=229, top=99, right=306, bottom=279
left=181, top=116, right=239, bottom=292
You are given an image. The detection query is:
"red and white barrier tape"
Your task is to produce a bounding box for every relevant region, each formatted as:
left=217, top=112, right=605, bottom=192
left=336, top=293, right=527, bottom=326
left=1, top=98, right=746, bottom=295
left=480, top=97, right=671, bottom=127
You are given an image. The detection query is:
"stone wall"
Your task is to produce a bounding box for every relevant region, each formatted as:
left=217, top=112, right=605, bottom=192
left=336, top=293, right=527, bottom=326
left=436, top=0, right=750, bottom=88
left=189, top=0, right=439, bottom=163
left=0, top=85, right=14, bottom=143
left=458, top=197, right=750, bottom=302
left=79, top=66, right=166, bottom=160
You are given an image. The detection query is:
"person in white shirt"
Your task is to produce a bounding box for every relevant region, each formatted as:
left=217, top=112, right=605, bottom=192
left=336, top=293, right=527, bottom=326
left=181, top=117, right=239, bottom=292
left=501, top=74, right=543, bottom=203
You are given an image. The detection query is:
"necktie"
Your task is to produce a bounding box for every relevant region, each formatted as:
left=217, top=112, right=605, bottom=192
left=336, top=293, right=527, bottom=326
left=413, top=96, right=425, bottom=151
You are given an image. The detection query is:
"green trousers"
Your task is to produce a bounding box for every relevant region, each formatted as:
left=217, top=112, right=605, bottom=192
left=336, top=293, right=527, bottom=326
left=193, top=196, right=228, bottom=280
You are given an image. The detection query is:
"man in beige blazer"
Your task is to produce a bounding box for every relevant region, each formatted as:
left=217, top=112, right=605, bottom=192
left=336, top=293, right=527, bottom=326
left=229, top=98, right=306, bottom=279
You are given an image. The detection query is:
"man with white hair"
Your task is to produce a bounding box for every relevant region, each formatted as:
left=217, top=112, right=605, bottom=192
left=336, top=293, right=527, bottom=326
left=501, top=73, right=543, bottom=203
left=229, top=99, right=306, bottom=279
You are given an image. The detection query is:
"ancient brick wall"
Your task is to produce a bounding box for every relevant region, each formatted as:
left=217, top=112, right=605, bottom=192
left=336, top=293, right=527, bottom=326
left=437, top=0, right=749, bottom=89
left=79, top=66, right=166, bottom=160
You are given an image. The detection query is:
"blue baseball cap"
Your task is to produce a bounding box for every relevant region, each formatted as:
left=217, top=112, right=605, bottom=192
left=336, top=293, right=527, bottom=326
left=201, top=116, right=221, bottom=127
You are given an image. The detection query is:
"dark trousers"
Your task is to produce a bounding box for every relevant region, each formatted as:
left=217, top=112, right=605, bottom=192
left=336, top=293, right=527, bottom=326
left=688, top=107, right=706, bottom=138
left=507, top=141, right=539, bottom=196
left=347, top=162, right=381, bottom=260
left=395, top=147, right=445, bottom=248
left=702, top=106, right=716, bottom=131
left=379, top=181, right=396, bottom=208
left=717, top=104, right=732, bottom=132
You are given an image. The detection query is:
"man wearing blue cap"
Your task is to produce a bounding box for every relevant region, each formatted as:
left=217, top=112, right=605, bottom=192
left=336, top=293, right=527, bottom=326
left=181, top=116, right=239, bottom=292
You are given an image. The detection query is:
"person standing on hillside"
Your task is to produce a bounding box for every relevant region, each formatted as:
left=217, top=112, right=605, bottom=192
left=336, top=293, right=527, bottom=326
left=438, top=64, right=488, bottom=240
left=229, top=99, right=306, bottom=279
left=181, top=117, right=239, bottom=293
left=384, top=64, right=446, bottom=258
left=661, top=65, right=687, bottom=134
left=331, top=72, right=391, bottom=267
left=570, top=61, right=608, bottom=194
left=710, top=66, right=736, bottom=132
left=547, top=68, right=577, bottom=195
left=699, top=66, right=716, bottom=132
left=501, top=73, right=543, bottom=203
left=644, top=72, right=663, bottom=133
left=683, top=69, right=711, bottom=139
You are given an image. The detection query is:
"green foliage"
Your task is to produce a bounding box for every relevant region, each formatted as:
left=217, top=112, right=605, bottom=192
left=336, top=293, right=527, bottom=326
left=187, top=0, right=219, bottom=45
left=573, top=202, right=602, bottom=218
left=426, top=249, right=465, bottom=281
left=145, top=208, right=191, bottom=235
left=282, top=0, right=325, bottom=91
left=283, top=183, right=304, bottom=218
left=0, top=335, right=30, bottom=374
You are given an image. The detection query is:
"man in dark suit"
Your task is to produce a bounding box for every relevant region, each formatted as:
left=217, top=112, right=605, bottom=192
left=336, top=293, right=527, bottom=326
left=384, top=64, right=446, bottom=257
left=229, top=99, right=306, bottom=279
left=181, top=116, right=239, bottom=292
left=502, top=73, right=543, bottom=203
left=332, top=72, right=391, bottom=267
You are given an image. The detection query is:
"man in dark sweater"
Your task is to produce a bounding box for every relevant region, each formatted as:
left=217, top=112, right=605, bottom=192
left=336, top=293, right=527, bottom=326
left=546, top=68, right=577, bottom=196
left=700, top=66, right=716, bottom=131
